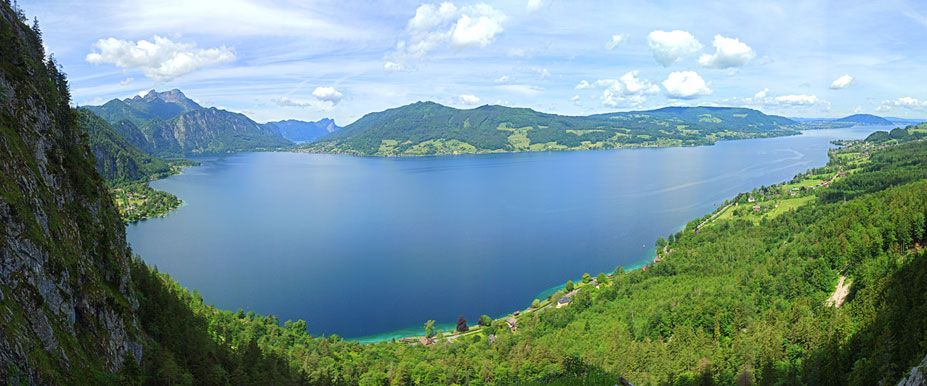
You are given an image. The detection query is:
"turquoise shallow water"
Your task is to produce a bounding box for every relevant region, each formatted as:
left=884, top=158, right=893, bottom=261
left=126, top=126, right=885, bottom=340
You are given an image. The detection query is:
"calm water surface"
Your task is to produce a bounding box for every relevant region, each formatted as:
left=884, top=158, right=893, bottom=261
left=126, top=126, right=883, bottom=340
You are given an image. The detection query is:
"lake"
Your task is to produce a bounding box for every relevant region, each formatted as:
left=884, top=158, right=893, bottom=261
left=126, top=126, right=884, bottom=341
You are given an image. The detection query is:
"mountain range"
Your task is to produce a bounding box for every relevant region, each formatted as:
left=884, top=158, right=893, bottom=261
left=265, top=118, right=340, bottom=142
left=85, top=90, right=294, bottom=158
left=833, top=114, right=893, bottom=125
left=306, top=102, right=799, bottom=156
left=5, top=6, right=927, bottom=384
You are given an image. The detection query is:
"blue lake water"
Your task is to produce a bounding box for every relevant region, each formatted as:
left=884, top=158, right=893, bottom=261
left=126, top=126, right=884, bottom=341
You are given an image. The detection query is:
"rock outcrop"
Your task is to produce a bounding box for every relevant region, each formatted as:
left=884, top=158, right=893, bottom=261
left=0, top=4, right=141, bottom=384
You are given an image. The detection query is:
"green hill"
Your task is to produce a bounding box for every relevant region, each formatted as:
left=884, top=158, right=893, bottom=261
left=84, top=89, right=202, bottom=127
left=306, top=102, right=798, bottom=156
left=834, top=113, right=893, bottom=125
left=76, top=109, right=173, bottom=186
left=864, top=123, right=927, bottom=144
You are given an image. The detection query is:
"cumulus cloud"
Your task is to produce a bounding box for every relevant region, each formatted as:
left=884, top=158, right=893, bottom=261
left=698, top=35, right=755, bottom=69
left=530, top=67, right=551, bottom=80
left=605, top=34, right=629, bottom=50
left=494, top=75, right=510, bottom=83
left=576, top=71, right=660, bottom=107
left=526, top=0, right=546, bottom=12
left=458, top=94, right=480, bottom=105
left=119, top=77, right=134, bottom=86
left=753, top=88, right=769, bottom=99
left=772, top=94, right=822, bottom=105
left=647, top=30, right=702, bottom=67
left=387, top=2, right=506, bottom=69
left=312, top=87, right=343, bottom=104
left=384, top=61, right=406, bottom=72
left=86, top=36, right=234, bottom=82
left=662, top=71, right=712, bottom=99
left=744, top=90, right=830, bottom=110
left=830, top=74, right=854, bottom=89
left=273, top=97, right=314, bottom=108
left=878, top=96, right=927, bottom=111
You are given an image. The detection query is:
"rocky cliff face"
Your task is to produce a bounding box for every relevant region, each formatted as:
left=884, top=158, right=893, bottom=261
left=138, top=107, right=293, bottom=157
left=0, top=5, right=141, bottom=384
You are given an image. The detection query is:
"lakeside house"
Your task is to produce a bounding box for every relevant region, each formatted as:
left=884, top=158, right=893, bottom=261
left=748, top=196, right=756, bottom=203
left=753, top=205, right=761, bottom=213
left=557, top=296, right=572, bottom=308
left=418, top=337, right=434, bottom=346
left=506, top=317, right=517, bottom=331
left=513, top=311, right=521, bottom=316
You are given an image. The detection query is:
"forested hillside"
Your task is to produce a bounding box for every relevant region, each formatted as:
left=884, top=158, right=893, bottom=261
left=86, top=90, right=294, bottom=157
left=5, top=3, right=927, bottom=385
left=128, top=139, right=927, bottom=385
left=76, top=109, right=174, bottom=185
left=305, top=102, right=798, bottom=156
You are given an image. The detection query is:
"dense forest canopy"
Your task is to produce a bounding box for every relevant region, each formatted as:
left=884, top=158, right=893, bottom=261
left=4, top=3, right=927, bottom=385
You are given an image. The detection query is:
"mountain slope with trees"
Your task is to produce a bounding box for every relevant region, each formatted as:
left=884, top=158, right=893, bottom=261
left=266, top=118, right=340, bottom=142
left=305, top=102, right=799, bottom=156
left=76, top=109, right=174, bottom=186
left=6, top=4, right=927, bottom=385
left=86, top=90, right=294, bottom=157
left=834, top=113, right=893, bottom=125
left=84, top=89, right=202, bottom=127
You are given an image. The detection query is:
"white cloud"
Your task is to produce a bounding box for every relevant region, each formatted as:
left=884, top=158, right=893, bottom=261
left=526, top=0, right=546, bottom=12
left=576, top=71, right=659, bottom=107
left=408, top=2, right=458, bottom=31
left=459, top=94, right=480, bottom=105
left=605, top=34, right=629, bottom=50
left=388, top=3, right=506, bottom=69
left=114, top=0, right=366, bottom=39
left=384, top=61, right=406, bottom=72
left=662, top=71, right=712, bottom=99
left=494, top=75, right=510, bottom=83
left=450, top=5, right=506, bottom=48
left=620, top=71, right=659, bottom=94
left=119, top=77, right=134, bottom=86
left=753, top=88, right=769, bottom=99
left=878, top=96, right=927, bottom=111
left=647, top=30, right=702, bottom=67
left=273, top=97, right=314, bottom=108
left=570, top=95, right=580, bottom=101
left=830, top=74, right=854, bottom=89
left=773, top=94, right=822, bottom=105
left=86, top=36, right=234, bottom=82
left=312, top=87, right=343, bottom=104
left=531, top=67, right=551, bottom=80
left=698, top=35, right=755, bottom=69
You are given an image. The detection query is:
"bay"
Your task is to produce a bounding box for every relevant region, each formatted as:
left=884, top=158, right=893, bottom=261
left=126, top=126, right=883, bottom=341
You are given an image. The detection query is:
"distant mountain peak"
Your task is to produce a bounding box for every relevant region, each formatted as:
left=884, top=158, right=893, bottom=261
left=265, top=118, right=341, bottom=142
left=834, top=114, right=892, bottom=125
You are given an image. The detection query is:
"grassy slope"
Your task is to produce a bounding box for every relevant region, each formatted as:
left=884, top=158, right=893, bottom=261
left=305, top=102, right=798, bottom=156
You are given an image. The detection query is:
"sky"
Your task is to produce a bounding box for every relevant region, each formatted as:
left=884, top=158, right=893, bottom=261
left=22, top=0, right=927, bottom=125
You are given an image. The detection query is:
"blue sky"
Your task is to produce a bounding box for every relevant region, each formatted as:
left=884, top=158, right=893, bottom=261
left=23, top=0, right=927, bottom=125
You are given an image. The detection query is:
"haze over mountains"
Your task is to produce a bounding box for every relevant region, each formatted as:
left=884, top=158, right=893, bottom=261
left=265, top=118, right=340, bottom=142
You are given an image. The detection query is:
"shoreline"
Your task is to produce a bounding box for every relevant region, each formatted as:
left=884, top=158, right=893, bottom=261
left=346, top=240, right=679, bottom=344
left=297, top=130, right=801, bottom=158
